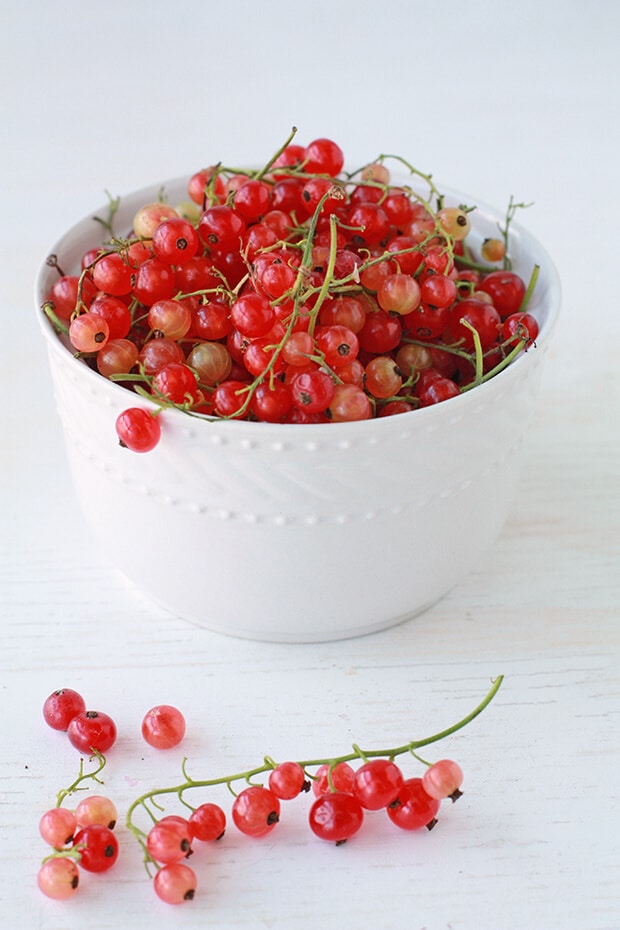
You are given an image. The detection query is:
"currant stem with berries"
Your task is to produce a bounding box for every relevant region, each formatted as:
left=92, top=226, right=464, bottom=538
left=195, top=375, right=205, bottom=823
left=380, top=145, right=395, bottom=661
left=125, top=675, right=503, bottom=869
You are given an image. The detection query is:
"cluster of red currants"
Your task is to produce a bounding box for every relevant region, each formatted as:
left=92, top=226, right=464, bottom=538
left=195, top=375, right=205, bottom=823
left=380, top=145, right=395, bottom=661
left=43, top=131, right=539, bottom=452
left=133, top=755, right=464, bottom=905
left=37, top=677, right=502, bottom=906
left=38, top=689, right=186, bottom=900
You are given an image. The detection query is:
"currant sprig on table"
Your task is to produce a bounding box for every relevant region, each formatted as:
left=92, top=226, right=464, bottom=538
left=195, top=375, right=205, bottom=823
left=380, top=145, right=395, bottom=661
left=36, top=676, right=504, bottom=905
left=42, top=127, right=540, bottom=451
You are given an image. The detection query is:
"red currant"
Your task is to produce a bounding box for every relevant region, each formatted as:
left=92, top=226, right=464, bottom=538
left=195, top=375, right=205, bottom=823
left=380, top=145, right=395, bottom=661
left=37, top=857, right=80, bottom=900
left=152, top=217, right=199, bottom=265
left=132, top=257, right=176, bottom=305
left=231, top=786, right=280, bottom=838
left=147, top=298, right=193, bottom=340
left=303, top=137, right=345, bottom=176
left=75, top=795, right=118, bottom=829
left=152, top=363, right=200, bottom=405
left=501, top=311, right=539, bottom=347
left=189, top=803, right=226, bottom=842
left=92, top=251, right=134, bottom=296
left=39, top=807, right=78, bottom=848
left=353, top=758, right=404, bottom=810
left=69, top=313, right=110, bottom=352
left=115, top=408, right=161, bottom=453
left=311, top=761, right=356, bottom=797
left=422, top=759, right=464, bottom=801
left=308, top=792, right=364, bottom=844
left=268, top=762, right=309, bottom=800
left=477, top=269, right=526, bottom=317
left=147, top=818, right=193, bottom=863
left=387, top=777, right=440, bottom=831
left=444, top=298, right=501, bottom=351
left=141, top=705, right=186, bottom=749
left=43, top=688, right=86, bottom=731
left=67, top=709, right=117, bottom=753
left=327, top=383, right=373, bottom=421
left=73, top=823, right=119, bottom=872
left=153, top=862, right=197, bottom=904
left=138, top=337, right=185, bottom=375
left=198, top=204, right=246, bottom=253
left=290, top=369, right=335, bottom=414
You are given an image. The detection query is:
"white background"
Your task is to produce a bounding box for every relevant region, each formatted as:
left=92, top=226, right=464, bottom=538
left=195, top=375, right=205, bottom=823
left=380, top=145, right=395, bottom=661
left=1, top=1, right=619, bottom=928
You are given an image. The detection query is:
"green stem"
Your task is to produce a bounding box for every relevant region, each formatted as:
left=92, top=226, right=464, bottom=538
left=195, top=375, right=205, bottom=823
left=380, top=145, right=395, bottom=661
left=254, top=126, right=300, bottom=181
left=56, top=751, right=107, bottom=808
left=518, top=263, right=540, bottom=313
left=42, top=301, right=70, bottom=336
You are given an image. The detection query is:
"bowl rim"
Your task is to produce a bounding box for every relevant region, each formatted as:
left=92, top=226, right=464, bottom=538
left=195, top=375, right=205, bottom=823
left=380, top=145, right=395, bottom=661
left=34, top=173, right=562, bottom=437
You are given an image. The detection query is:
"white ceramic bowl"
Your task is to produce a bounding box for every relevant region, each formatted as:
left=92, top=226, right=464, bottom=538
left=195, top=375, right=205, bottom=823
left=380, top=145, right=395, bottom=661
left=35, top=176, right=560, bottom=642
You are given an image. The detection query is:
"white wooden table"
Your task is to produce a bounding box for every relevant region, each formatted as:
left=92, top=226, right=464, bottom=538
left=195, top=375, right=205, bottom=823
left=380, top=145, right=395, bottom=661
left=1, top=2, right=618, bottom=928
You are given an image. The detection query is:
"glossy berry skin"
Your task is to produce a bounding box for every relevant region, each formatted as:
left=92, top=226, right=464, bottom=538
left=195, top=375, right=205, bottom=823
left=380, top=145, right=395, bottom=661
left=97, top=339, right=140, bottom=378
left=115, top=407, right=161, bottom=453
left=198, top=205, right=246, bottom=253
left=353, top=759, right=404, bottom=810
left=69, top=312, right=110, bottom=352
left=153, top=862, right=197, bottom=904
left=422, top=759, right=464, bottom=801
left=232, top=786, right=280, bottom=837
left=152, top=217, right=199, bottom=266
left=43, top=688, right=86, bottom=731
left=477, top=270, right=526, bottom=318
left=39, top=807, right=78, bottom=847
left=141, top=705, right=186, bottom=749
left=73, top=823, right=119, bottom=872
left=37, top=857, right=80, bottom=900
left=303, top=137, right=345, bottom=176
left=290, top=369, right=335, bottom=414
left=501, top=311, right=539, bottom=347
left=147, top=818, right=193, bottom=863
left=308, top=792, right=365, bottom=844
left=268, top=761, right=309, bottom=800
left=189, top=803, right=227, bottom=842
left=132, top=257, right=176, bottom=306
left=444, top=299, right=501, bottom=351
left=75, top=795, right=118, bottom=829
left=418, top=376, right=460, bottom=407
left=311, top=761, right=356, bottom=797
left=67, top=710, right=117, bottom=754
left=387, top=777, right=440, bottom=831
left=152, top=363, right=200, bottom=405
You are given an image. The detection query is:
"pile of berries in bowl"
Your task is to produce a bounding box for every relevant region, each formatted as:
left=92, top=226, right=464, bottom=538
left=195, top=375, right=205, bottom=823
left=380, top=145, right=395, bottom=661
left=36, top=130, right=560, bottom=642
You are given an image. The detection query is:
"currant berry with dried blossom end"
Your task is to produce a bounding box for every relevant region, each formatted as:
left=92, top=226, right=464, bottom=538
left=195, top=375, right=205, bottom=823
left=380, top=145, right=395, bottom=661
left=387, top=777, right=441, bottom=831
left=43, top=688, right=86, bottom=731
left=269, top=761, right=311, bottom=800
left=232, top=786, right=281, bottom=838
left=37, top=856, right=80, bottom=900
left=141, top=705, right=186, bottom=749
left=147, top=817, right=193, bottom=863
left=189, top=803, right=227, bottom=842
left=115, top=407, right=162, bottom=453
left=39, top=807, right=78, bottom=848
left=153, top=862, right=197, bottom=904
left=67, top=709, right=117, bottom=754
left=422, top=759, right=464, bottom=801
left=73, top=823, right=119, bottom=872
left=75, top=794, right=118, bottom=829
